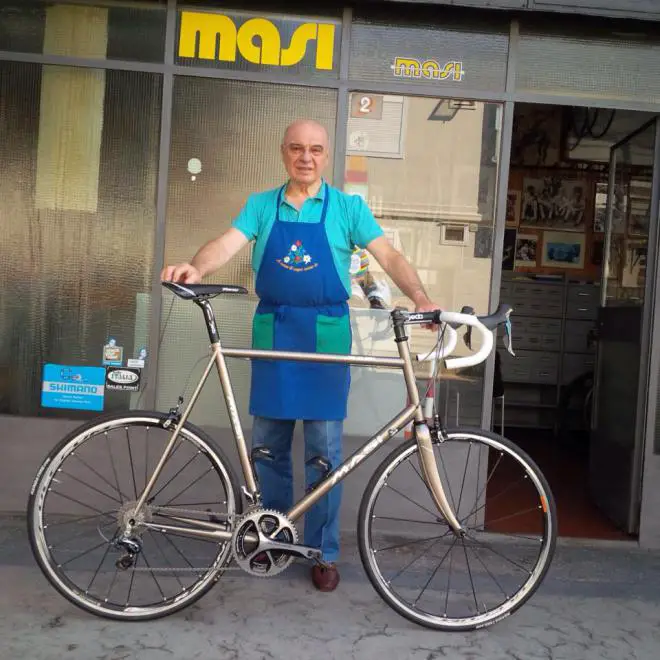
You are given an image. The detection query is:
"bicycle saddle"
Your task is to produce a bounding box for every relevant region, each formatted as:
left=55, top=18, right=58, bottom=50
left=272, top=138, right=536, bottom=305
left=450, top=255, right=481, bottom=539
left=162, top=281, right=248, bottom=300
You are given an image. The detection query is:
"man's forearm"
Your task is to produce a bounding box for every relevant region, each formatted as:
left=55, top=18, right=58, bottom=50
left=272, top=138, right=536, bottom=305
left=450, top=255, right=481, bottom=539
left=190, top=229, right=248, bottom=278
left=383, top=252, right=432, bottom=307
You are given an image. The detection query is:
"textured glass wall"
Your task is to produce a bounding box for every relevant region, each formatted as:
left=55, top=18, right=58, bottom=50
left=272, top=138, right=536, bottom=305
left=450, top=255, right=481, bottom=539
left=349, top=6, right=509, bottom=92
left=156, top=79, right=337, bottom=430
left=516, top=20, right=660, bottom=104
left=0, top=61, right=162, bottom=417
left=0, top=1, right=167, bottom=63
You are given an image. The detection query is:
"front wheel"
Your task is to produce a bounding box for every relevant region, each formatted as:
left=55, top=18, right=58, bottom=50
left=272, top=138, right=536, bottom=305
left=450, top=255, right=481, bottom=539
left=28, top=411, right=242, bottom=621
left=358, top=428, right=557, bottom=631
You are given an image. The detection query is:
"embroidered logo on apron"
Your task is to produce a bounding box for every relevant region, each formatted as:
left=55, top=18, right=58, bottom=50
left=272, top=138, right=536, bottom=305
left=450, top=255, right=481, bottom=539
left=276, top=240, right=319, bottom=272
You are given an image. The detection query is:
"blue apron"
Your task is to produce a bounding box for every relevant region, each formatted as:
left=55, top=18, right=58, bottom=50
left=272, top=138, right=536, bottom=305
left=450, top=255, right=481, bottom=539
left=249, top=183, right=351, bottom=421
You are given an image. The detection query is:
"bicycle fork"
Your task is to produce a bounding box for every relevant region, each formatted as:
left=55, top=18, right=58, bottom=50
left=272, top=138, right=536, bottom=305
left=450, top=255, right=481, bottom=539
left=396, top=329, right=465, bottom=536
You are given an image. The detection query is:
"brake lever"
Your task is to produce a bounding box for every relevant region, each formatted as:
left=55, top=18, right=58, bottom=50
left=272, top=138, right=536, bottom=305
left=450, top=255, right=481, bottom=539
left=460, top=305, right=475, bottom=350
left=504, top=316, right=515, bottom=356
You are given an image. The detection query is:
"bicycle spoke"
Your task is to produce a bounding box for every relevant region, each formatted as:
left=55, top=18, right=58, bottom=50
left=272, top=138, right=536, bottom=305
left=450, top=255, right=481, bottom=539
left=149, top=450, right=200, bottom=502
left=463, top=532, right=531, bottom=574
left=466, top=544, right=509, bottom=599
left=138, top=547, right=167, bottom=600
left=474, top=506, right=541, bottom=529
left=44, top=511, right=114, bottom=528
left=435, top=444, right=459, bottom=512
left=58, top=538, right=108, bottom=568
left=377, top=530, right=452, bottom=553
left=385, top=484, right=442, bottom=520
left=460, top=474, right=530, bottom=525
left=461, top=536, right=480, bottom=613
left=388, top=536, right=443, bottom=584
left=72, top=454, right=131, bottom=503
left=58, top=470, right=122, bottom=505
left=144, top=427, right=150, bottom=493
left=160, top=530, right=206, bottom=578
left=161, top=467, right=214, bottom=507
left=412, top=537, right=458, bottom=607
left=456, top=441, right=473, bottom=518
left=126, top=428, right=139, bottom=500
left=374, top=515, right=448, bottom=526
left=49, top=491, right=109, bottom=516
left=147, top=530, right=184, bottom=589
left=86, top=540, right=114, bottom=592
left=105, top=432, right=124, bottom=506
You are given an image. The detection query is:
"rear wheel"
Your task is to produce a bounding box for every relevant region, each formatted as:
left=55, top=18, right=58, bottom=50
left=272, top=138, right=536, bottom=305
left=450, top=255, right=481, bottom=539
left=358, top=428, right=556, bottom=631
left=28, top=411, right=242, bottom=621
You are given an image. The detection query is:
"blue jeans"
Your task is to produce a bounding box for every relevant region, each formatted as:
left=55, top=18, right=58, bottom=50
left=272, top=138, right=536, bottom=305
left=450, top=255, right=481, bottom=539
left=251, top=416, right=343, bottom=562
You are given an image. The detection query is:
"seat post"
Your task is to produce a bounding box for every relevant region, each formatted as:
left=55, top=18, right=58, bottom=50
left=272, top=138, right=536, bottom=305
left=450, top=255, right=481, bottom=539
left=194, top=297, right=220, bottom=345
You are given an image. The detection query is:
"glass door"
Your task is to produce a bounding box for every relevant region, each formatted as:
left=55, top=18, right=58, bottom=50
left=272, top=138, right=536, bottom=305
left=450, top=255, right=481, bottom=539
left=342, top=93, right=502, bottom=436
left=590, top=117, right=660, bottom=535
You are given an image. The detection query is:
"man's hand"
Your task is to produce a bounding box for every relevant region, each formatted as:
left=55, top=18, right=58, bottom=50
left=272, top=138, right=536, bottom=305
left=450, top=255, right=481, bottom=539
left=160, top=262, right=202, bottom=284
left=414, top=299, right=441, bottom=331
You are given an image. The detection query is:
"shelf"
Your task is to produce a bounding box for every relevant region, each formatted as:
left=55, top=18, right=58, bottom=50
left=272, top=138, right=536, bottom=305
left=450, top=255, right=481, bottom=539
left=494, top=401, right=557, bottom=409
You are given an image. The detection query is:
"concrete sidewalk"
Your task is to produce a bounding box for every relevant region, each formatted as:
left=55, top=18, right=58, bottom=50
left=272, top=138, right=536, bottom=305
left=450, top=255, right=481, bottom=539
left=1, top=515, right=660, bottom=660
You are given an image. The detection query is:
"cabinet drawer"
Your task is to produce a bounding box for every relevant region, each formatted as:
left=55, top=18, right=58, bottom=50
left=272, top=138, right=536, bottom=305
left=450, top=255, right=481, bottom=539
left=566, top=285, right=599, bottom=320
left=499, top=316, right=562, bottom=351
left=512, top=298, right=563, bottom=318
left=501, top=350, right=559, bottom=384
left=564, top=319, right=596, bottom=354
left=561, top=353, right=596, bottom=385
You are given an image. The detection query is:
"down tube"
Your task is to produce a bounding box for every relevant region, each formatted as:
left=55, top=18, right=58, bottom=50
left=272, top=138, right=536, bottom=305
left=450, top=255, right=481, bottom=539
left=287, top=405, right=418, bottom=522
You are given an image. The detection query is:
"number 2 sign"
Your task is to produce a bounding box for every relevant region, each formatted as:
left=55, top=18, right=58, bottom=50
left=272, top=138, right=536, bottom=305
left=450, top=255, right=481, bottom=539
left=350, top=93, right=383, bottom=119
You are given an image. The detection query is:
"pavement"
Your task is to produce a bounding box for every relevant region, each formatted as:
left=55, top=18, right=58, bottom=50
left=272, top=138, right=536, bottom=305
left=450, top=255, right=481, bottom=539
left=1, top=514, right=660, bottom=660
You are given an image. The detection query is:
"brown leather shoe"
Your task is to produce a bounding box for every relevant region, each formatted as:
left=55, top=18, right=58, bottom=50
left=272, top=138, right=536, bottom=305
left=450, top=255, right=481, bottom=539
left=311, top=563, right=340, bottom=592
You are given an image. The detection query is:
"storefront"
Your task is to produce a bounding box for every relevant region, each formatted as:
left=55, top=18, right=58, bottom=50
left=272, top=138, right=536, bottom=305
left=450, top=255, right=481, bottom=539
left=2, top=0, right=660, bottom=547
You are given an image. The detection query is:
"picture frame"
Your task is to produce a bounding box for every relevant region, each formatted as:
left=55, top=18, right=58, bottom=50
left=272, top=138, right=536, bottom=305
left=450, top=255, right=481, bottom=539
left=502, top=228, right=516, bottom=271
left=622, top=239, right=647, bottom=288
left=521, top=176, right=587, bottom=232
left=628, top=178, right=652, bottom=237
left=541, top=231, right=585, bottom=269
left=514, top=233, right=538, bottom=269
left=506, top=190, right=521, bottom=227
left=593, top=181, right=627, bottom=234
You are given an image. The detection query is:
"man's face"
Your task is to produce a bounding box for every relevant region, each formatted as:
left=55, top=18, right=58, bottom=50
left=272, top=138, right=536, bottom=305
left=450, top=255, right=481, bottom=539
left=281, top=123, right=329, bottom=187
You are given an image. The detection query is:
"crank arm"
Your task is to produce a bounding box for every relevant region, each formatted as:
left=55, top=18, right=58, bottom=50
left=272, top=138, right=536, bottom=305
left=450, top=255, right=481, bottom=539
left=257, top=538, right=323, bottom=561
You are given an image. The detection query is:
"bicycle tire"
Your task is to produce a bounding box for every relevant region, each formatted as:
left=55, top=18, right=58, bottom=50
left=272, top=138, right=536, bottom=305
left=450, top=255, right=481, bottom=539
left=27, top=411, right=242, bottom=621
left=357, top=427, right=557, bottom=632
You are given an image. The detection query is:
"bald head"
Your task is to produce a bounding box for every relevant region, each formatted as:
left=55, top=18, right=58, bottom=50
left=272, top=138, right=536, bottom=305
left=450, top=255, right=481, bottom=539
left=281, top=119, right=330, bottom=187
left=282, top=119, right=329, bottom=149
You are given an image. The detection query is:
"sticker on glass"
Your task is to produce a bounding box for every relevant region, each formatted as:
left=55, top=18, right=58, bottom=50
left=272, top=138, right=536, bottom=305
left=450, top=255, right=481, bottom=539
left=41, top=364, right=106, bottom=412
left=102, top=338, right=123, bottom=367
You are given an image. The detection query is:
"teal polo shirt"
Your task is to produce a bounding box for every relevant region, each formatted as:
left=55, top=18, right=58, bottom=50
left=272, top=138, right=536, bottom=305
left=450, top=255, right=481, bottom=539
left=231, top=181, right=384, bottom=296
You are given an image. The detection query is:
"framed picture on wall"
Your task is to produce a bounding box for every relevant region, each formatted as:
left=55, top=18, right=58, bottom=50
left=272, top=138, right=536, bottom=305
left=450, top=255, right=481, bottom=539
left=628, top=178, right=652, bottom=237
left=506, top=190, right=521, bottom=227
left=521, top=176, right=587, bottom=231
left=622, top=240, right=647, bottom=288
left=502, top=228, right=516, bottom=271
left=593, top=181, right=627, bottom=234
left=541, top=231, right=586, bottom=269
left=514, top=233, right=538, bottom=268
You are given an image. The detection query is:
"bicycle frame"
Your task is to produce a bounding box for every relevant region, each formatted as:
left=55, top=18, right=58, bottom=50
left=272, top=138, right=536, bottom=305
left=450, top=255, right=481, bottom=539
left=132, top=298, right=464, bottom=543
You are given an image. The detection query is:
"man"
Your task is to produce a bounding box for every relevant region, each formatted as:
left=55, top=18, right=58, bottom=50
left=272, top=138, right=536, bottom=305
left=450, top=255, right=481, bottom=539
left=161, top=119, right=439, bottom=592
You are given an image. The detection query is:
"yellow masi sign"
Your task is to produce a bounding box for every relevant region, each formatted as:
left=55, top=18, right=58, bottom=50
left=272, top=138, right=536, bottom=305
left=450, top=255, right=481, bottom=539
left=178, top=11, right=337, bottom=71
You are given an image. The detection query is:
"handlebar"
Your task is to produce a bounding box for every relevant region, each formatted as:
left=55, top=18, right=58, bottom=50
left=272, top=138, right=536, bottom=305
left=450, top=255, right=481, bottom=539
left=394, top=303, right=513, bottom=371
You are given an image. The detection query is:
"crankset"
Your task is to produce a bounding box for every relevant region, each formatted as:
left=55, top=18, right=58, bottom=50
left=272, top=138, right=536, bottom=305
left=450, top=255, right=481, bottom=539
left=231, top=508, right=322, bottom=577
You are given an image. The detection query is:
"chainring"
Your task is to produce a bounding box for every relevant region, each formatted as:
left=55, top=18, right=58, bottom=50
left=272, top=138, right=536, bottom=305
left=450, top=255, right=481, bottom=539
left=231, top=508, right=298, bottom=577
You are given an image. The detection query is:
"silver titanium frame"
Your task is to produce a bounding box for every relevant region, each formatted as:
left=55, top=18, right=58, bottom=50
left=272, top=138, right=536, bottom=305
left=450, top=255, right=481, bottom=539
left=131, top=302, right=464, bottom=544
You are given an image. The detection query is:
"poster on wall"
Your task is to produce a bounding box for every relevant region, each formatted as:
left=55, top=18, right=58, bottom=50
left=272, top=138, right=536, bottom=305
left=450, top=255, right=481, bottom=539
left=506, top=190, right=521, bottom=227
left=514, top=233, right=538, bottom=268
left=622, top=240, right=647, bottom=288
left=41, top=364, right=106, bottom=412
left=521, top=177, right=587, bottom=232
left=541, top=231, right=586, bottom=269
left=593, top=181, right=627, bottom=234
left=502, top=228, right=516, bottom=271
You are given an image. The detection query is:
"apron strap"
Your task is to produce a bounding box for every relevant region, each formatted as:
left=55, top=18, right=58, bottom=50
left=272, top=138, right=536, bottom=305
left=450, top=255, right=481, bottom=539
left=276, top=182, right=329, bottom=224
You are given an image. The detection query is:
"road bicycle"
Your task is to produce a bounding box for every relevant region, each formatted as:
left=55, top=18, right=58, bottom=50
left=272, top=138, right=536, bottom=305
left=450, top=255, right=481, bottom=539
left=28, top=281, right=557, bottom=632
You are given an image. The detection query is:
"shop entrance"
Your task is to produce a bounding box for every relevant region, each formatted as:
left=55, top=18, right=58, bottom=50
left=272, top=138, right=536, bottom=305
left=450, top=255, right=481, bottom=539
left=486, top=104, right=660, bottom=541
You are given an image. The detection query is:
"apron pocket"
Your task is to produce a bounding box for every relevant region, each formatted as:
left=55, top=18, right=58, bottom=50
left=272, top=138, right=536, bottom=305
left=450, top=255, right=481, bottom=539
left=316, top=314, right=351, bottom=354
left=252, top=312, right=275, bottom=350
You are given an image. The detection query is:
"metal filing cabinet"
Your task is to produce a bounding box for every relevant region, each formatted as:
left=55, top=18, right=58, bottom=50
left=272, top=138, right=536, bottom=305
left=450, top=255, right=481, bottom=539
left=495, top=275, right=598, bottom=430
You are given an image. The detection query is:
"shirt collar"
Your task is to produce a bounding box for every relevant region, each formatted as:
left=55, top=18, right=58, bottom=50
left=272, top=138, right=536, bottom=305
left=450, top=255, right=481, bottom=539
left=281, top=179, right=326, bottom=207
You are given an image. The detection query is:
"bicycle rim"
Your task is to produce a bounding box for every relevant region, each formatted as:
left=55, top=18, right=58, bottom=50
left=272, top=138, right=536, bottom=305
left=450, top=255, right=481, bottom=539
left=28, top=413, right=240, bottom=621
left=358, top=428, right=557, bottom=631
